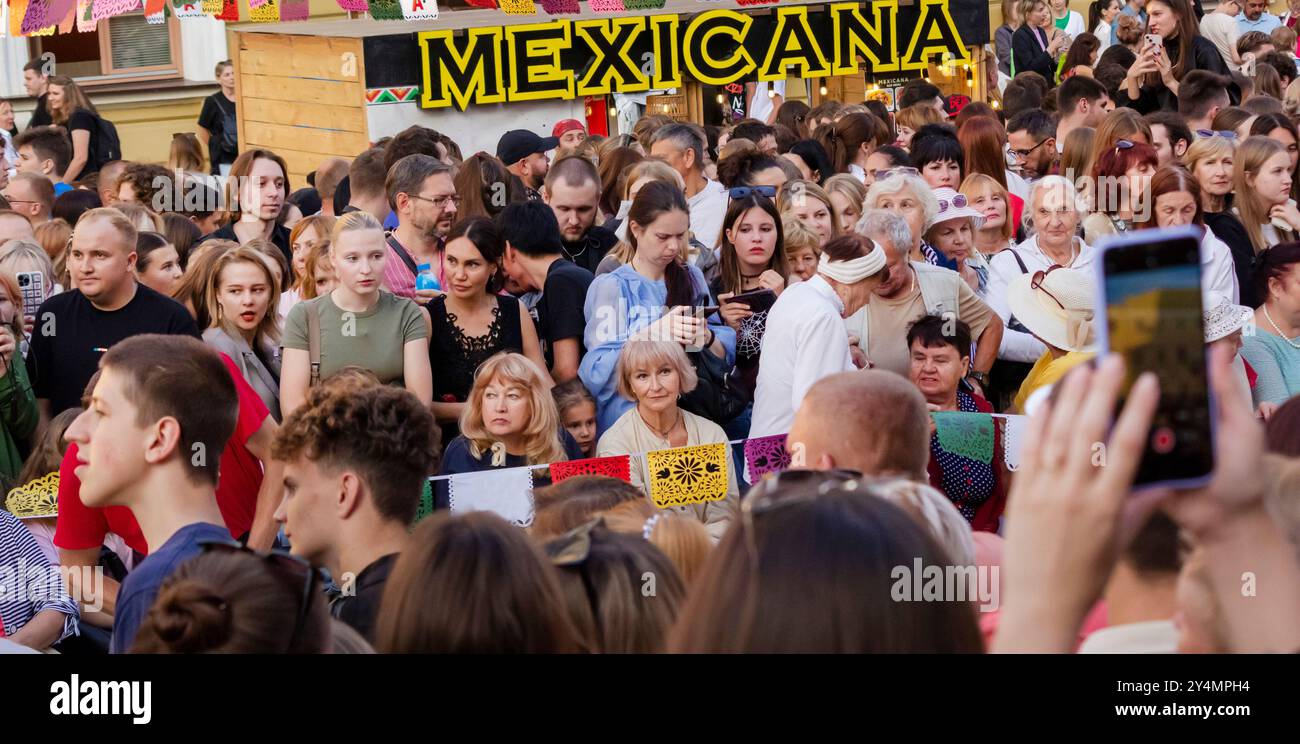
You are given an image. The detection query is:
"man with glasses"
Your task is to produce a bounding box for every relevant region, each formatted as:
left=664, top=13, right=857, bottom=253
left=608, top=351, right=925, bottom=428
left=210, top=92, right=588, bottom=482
left=63, top=335, right=238, bottom=653
left=2, top=172, right=53, bottom=227
left=1007, top=109, right=1059, bottom=181
left=383, top=154, right=458, bottom=301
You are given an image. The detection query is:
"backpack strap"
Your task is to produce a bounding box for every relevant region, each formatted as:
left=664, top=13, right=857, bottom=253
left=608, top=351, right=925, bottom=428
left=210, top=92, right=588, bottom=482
left=306, top=299, right=321, bottom=387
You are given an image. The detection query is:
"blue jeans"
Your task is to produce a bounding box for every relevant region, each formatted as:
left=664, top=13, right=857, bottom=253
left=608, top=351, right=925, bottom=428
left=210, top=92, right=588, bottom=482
left=722, top=404, right=753, bottom=498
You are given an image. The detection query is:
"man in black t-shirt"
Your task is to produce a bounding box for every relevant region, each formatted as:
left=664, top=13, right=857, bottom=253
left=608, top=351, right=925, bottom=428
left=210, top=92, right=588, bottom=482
left=22, top=60, right=51, bottom=129
left=499, top=200, right=594, bottom=384
left=196, top=60, right=239, bottom=176
left=541, top=155, right=618, bottom=276
left=28, top=208, right=199, bottom=422
left=271, top=382, right=437, bottom=644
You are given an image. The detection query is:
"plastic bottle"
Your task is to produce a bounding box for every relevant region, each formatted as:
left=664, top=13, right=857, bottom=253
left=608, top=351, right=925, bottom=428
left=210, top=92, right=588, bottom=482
left=415, top=263, right=441, bottom=292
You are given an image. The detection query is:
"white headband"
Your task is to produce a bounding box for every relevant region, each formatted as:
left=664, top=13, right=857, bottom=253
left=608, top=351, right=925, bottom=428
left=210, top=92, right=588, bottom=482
left=816, top=244, right=887, bottom=284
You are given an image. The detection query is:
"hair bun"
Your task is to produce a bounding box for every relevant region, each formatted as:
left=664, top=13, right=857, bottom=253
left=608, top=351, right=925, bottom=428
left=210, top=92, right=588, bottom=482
left=148, top=581, right=234, bottom=653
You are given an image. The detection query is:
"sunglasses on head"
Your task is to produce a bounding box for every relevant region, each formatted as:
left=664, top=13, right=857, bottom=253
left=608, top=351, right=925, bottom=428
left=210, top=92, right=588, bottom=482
left=873, top=166, right=921, bottom=181
left=728, top=185, right=778, bottom=200
left=198, top=538, right=320, bottom=653
left=1195, top=129, right=1238, bottom=140
left=1113, top=139, right=1136, bottom=153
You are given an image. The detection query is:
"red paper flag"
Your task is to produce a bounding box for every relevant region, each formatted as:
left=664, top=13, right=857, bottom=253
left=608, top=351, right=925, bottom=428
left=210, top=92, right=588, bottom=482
left=548, top=455, right=632, bottom=484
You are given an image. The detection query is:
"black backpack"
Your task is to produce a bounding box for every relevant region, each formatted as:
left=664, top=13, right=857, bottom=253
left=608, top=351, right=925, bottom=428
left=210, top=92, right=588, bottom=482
left=88, top=114, right=122, bottom=172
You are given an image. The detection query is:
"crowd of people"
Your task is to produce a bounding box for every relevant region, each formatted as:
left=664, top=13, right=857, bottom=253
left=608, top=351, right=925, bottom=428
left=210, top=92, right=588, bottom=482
left=1, top=0, right=1299, bottom=655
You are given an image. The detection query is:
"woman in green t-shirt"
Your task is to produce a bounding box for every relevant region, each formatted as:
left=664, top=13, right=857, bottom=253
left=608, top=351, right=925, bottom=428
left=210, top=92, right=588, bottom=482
left=280, top=211, right=432, bottom=416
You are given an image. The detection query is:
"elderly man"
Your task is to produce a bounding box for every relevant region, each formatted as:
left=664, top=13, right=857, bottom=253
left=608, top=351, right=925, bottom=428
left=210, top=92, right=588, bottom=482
left=846, top=210, right=1002, bottom=394
left=649, top=123, right=729, bottom=253
left=986, top=176, right=1097, bottom=366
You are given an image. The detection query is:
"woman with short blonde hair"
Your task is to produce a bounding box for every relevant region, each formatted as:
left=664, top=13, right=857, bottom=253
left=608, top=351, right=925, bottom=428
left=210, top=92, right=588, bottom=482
left=960, top=173, right=1016, bottom=256
left=823, top=173, right=868, bottom=234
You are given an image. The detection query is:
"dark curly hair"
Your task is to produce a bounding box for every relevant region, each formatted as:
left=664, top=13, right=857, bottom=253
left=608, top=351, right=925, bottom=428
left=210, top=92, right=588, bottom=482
left=272, top=381, right=440, bottom=524
left=118, top=163, right=173, bottom=210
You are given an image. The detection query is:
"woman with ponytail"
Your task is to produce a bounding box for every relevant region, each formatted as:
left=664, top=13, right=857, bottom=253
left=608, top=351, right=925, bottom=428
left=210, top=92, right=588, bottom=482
left=813, top=112, right=890, bottom=183
left=579, top=181, right=736, bottom=432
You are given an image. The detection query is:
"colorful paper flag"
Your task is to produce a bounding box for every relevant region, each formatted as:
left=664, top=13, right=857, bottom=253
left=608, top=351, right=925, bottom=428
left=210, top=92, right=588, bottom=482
left=76, top=0, right=96, bottom=31
left=646, top=442, right=729, bottom=509
left=249, top=0, right=268, bottom=7
left=621, top=0, right=662, bottom=8
left=589, top=0, right=623, bottom=10
left=399, top=0, right=436, bottom=20
left=92, top=0, right=141, bottom=21
left=143, top=0, right=165, bottom=17
left=448, top=467, right=535, bottom=527
left=743, top=434, right=790, bottom=485
left=999, top=415, right=1027, bottom=471
left=538, top=0, right=577, bottom=13
left=201, top=0, right=222, bottom=13
left=548, top=455, right=632, bottom=484
left=932, top=412, right=995, bottom=465
left=367, top=0, right=402, bottom=19
left=280, top=0, right=308, bottom=20
left=172, top=0, right=204, bottom=17
left=21, top=0, right=53, bottom=34
left=497, top=0, right=534, bottom=13
left=249, top=0, right=278, bottom=21
left=214, top=0, right=238, bottom=21
left=336, top=0, right=368, bottom=10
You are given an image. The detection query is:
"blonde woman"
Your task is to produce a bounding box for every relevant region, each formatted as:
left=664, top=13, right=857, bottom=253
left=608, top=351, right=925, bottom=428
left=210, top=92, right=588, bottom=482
left=1233, top=136, right=1300, bottom=256
left=438, top=352, right=582, bottom=477
left=782, top=216, right=822, bottom=282
left=0, top=239, right=57, bottom=300
left=280, top=211, right=431, bottom=416
left=596, top=340, right=738, bottom=541
left=894, top=102, right=947, bottom=151
left=775, top=179, right=840, bottom=245
left=961, top=173, right=1017, bottom=257
left=824, top=174, right=868, bottom=233
left=1186, top=135, right=1258, bottom=305
left=203, top=245, right=283, bottom=421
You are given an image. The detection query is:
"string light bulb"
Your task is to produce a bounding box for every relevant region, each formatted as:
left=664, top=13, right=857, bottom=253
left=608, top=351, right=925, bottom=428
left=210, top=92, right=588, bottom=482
left=820, top=85, right=828, bottom=96
left=609, top=106, right=618, bottom=117
left=717, top=93, right=724, bottom=104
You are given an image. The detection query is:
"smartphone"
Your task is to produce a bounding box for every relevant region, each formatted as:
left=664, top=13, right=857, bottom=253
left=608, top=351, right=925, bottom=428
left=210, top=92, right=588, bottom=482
left=1095, top=226, right=1214, bottom=490
left=694, top=305, right=720, bottom=317
left=1143, top=33, right=1161, bottom=51
left=16, top=271, right=43, bottom=323
left=722, top=288, right=777, bottom=313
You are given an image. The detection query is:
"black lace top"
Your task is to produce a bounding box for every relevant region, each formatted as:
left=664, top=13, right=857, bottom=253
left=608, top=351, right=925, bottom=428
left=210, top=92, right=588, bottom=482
left=427, top=294, right=524, bottom=441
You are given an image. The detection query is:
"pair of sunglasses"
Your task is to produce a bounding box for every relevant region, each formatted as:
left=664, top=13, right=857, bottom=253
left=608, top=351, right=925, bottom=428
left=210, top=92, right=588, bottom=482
left=198, top=538, right=320, bottom=653
left=937, top=194, right=969, bottom=211
left=728, top=185, right=778, bottom=200
left=1030, top=265, right=1068, bottom=311
left=873, top=166, right=921, bottom=181
left=1195, top=129, right=1238, bottom=140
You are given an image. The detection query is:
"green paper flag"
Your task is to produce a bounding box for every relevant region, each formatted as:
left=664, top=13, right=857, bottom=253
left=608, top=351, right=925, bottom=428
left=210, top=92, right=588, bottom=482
left=932, top=412, right=995, bottom=465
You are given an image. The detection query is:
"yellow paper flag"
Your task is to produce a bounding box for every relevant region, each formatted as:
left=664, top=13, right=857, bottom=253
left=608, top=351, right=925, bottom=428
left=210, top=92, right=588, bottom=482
left=498, top=0, right=535, bottom=14
left=646, top=442, right=729, bottom=509
left=250, top=0, right=279, bottom=21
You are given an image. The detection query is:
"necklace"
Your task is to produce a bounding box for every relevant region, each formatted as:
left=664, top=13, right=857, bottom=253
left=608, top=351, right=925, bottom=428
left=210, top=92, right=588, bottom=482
left=561, top=238, right=587, bottom=261
left=639, top=407, right=682, bottom=440
left=1263, top=305, right=1300, bottom=349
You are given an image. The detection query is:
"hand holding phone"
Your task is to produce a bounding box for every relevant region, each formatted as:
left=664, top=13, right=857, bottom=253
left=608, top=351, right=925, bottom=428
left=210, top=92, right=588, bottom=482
left=1143, top=33, right=1162, bottom=51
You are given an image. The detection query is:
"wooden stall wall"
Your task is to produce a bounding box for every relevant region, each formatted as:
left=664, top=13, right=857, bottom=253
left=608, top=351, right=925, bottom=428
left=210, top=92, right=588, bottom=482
left=233, top=32, right=368, bottom=189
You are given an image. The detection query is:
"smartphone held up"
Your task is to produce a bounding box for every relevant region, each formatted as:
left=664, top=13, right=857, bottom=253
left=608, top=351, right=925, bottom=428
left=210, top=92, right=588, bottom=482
left=1095, top=226, right=1215, bottom=490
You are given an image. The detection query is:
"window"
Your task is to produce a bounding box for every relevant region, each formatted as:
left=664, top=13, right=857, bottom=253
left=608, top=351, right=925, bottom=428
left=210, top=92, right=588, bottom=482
left=31, top=11, right=183, bottom=84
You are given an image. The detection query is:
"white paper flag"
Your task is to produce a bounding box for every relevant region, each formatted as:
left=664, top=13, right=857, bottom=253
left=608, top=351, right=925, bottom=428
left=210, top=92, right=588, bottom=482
left=399, top=0, right=437, bottom=19
left=999, top=414, right=1028, bottom=471
left=449, top=467, right=534, bottom=527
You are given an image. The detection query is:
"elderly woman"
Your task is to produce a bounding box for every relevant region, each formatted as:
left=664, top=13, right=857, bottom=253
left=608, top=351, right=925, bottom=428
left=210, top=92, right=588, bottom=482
left=1006, top=265, right=1098, bottom=413
left=987, top=175, right=1095, bottom=367
left=924, top=187, right=992, bottom=298
left=596, top=340, right=738, bottom=540
left=749, top=233, right=889, bottom=437
left=907, top=315, right=1008, bottom=531
left=863, top=169, right=957, bottom=271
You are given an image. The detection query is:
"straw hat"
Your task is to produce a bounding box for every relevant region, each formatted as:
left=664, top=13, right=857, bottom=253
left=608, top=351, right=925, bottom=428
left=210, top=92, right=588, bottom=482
left=929, top=187, right=985, bottom=232
left=1007, top=266, right=1098, bottom=353
left=1203, top=298, right=1254, bottom=343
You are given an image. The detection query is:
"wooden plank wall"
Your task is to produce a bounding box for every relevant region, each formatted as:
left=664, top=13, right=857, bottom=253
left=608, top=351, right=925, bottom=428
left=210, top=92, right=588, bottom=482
left=233, top=32, right=368, bottom=191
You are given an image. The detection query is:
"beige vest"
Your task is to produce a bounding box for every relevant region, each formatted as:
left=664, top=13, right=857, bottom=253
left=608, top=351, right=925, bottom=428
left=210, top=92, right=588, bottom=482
left=844, top=261, right=962, bottom=351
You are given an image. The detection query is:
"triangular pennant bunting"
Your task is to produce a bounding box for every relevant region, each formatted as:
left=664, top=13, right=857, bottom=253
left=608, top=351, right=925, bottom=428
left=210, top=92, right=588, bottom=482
left=76, top=0, right=96, bottom=30
left=646, top=442, right=728, bottom=509
left=336, top=0, right=368, bottom=10
left=92, top=0, right=141, bottom=20
left=449, top=467, right=535, bottom=527
left=548, top=455, right=631, bottom=484
left=250, top=0, right=279, bottom=21
left=538, top=0, right=578, bottom=13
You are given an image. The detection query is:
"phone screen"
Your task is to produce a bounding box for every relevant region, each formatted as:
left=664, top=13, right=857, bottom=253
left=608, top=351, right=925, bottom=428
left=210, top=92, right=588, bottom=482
left=1101, top=231, right=1214, bottom=487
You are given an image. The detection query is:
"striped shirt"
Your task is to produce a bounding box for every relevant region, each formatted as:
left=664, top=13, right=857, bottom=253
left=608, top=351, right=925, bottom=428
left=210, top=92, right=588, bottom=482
left=0, top=510, right=78, bottom=644
left=381, top=233, right=444, bottom=301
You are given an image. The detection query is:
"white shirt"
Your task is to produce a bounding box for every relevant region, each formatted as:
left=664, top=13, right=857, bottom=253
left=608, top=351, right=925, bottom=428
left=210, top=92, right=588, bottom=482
left=1093, top=20, right=1112, bottom=52
left=748, top=80, right=786, bottom=125
left=688, top=179, right=729, bottom=253
left=848, top=163, right=868, bottom=184
left=986, top=234, right=1096, bottom=363
left=1078, top=620, right=1178, bottom=654
left=1057, top=10, right=1087, bottom=38
left=750, top=275, right=854, bottom=438
left=1201, top=226, right=1240, bottom=305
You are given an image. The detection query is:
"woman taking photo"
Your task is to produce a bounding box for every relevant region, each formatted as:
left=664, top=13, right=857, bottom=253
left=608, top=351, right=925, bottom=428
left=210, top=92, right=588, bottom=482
left=1012, top=0, right=1067, bottom=82
left=596, top=340, right=739, bottom=540
left=960, top=173, right=1017, bottom=256
left=46, top=76, right=108, bottom=183
left=775, top=179, right=840, bottom=246
left=1233, top=136, right=1300, bottom=259
left=1082, top=139, right=1160, bottom=245
left=438, top=352, right=582, bottom=477
left=280, top=211, right=432, bottom=416
left=1117, top=0, right=1234, bottom=114
left=713, top=192, right=789, bottom=402
left=428, top=217, right=549, bottom=444
left=1185, top=135, right=1258, bottom=305
left=1241, top=243, right=1300, bottom=406
left=203, top=245, right=283, bottom=421
left=580, top=181, right=735, bottom=433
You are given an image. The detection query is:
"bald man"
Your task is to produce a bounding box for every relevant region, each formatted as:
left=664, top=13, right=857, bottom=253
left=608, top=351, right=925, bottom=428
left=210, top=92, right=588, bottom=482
left=786, top=370, right=930, bottom=480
